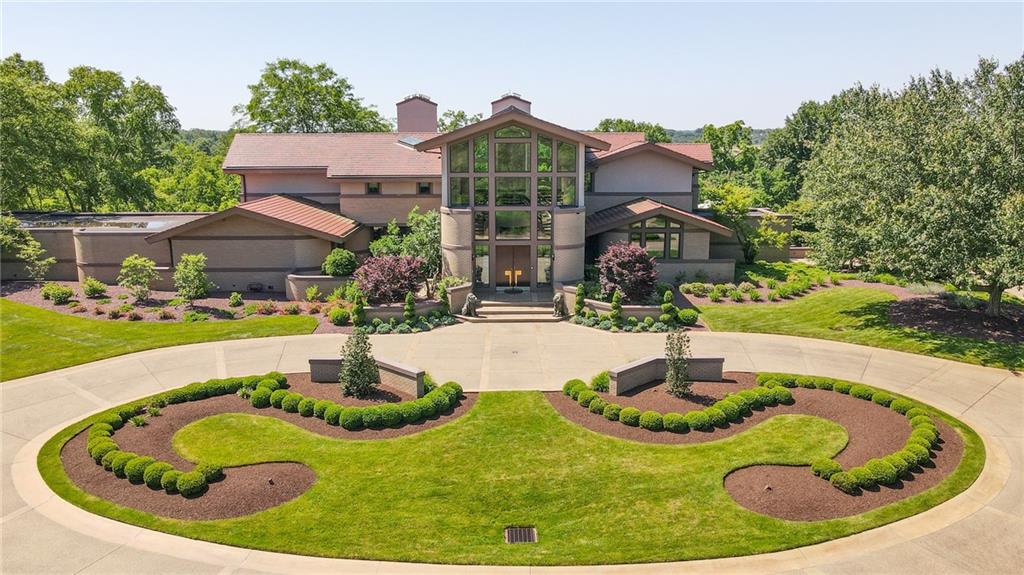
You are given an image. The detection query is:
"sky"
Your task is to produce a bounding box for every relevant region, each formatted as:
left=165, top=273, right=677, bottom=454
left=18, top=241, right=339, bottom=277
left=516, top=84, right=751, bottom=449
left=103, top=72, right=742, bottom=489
left=2, top=2, right=1021, bottom=130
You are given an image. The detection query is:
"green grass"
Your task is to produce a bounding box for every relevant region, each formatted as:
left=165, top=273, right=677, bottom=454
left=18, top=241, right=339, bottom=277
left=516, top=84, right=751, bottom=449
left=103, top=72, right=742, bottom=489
left=699, top=287, right=1024, bottom=369
left=39, top=390, right=984, bottom=565
left=0, top=299, right=317, bottom=381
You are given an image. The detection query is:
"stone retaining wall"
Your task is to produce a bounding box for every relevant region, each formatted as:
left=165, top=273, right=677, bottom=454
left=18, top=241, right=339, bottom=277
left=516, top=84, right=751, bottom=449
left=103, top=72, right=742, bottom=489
left=609, top=355, right=725, bottom=395
left=364, top=301, right=444, bottom=322
left=285, top=274, right=349, bottom=301
left=559, top=284, right=664, bottom=321
left=309, top=357, right=425, bottom=398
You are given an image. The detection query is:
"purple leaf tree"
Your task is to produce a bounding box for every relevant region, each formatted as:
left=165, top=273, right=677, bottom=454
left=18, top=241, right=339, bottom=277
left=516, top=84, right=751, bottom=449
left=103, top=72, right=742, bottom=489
left=354, top=255, right=425, bottom=304
left=596, top=242, right=658, bottom=303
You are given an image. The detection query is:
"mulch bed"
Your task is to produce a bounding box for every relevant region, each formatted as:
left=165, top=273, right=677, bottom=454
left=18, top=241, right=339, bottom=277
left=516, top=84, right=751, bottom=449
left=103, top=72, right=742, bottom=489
left=546, top=371, right=963, bottom=520
left=60, top=374, right=477, bottom=520
left=679, top=279, right=921, bottom=308
left=888, top=296, right=1024, bottom=344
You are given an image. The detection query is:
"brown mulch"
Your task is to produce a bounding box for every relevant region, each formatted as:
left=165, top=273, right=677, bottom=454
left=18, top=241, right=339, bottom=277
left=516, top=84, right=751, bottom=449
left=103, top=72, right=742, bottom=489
left=60, top=375, right=476, bottom=520
left=546, top=371, right=964, bottom=520
left=888, top=296, right=1024, bottom=344
left=680, top=280, right=922, bottom=308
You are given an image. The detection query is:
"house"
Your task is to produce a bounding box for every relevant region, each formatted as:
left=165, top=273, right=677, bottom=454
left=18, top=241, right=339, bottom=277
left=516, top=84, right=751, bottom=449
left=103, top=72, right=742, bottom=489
left=4, top=93, right=788, bottom=293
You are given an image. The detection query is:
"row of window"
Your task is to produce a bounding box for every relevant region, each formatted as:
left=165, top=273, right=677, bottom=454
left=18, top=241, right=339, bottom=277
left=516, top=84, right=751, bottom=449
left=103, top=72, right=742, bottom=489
left=365, top=182, right=435, bottom=195
left=449, top=176, right=577, bottom=208
left=472, top=210, right=552, bottom=241
left=627, top=217, right=685, bottom=260
left=449, top=133, right=578, bottom=174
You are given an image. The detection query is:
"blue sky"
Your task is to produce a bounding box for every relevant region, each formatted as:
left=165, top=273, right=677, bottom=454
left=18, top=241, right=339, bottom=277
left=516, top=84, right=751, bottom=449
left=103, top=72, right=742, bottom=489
left=3, top=2, right=1021, bottom=130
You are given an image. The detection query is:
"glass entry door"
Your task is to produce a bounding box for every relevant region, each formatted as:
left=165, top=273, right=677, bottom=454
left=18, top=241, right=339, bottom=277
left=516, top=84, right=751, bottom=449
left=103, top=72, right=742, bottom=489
left=495, top=245, right=531, bottom=288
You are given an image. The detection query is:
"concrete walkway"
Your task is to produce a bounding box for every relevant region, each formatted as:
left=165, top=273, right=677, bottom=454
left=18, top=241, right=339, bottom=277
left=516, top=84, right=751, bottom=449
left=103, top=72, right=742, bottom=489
left=2, top=323, right=1021, bottom=574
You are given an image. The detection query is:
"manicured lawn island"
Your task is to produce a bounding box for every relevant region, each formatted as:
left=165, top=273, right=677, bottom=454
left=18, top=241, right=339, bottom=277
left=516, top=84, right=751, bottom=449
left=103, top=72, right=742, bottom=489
left=41, top=371, right=983, bottom=565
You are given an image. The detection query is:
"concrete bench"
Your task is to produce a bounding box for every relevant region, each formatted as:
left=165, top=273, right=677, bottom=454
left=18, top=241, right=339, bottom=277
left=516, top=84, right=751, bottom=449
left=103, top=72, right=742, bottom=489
left=309, top=357, right=425, bottom=398
left=608, top=355, right=725, bottom=396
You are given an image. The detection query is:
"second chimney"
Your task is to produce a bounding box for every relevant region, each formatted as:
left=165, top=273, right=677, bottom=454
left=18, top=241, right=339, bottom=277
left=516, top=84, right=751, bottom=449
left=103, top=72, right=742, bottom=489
left=396, top=94, right=438, bottom=132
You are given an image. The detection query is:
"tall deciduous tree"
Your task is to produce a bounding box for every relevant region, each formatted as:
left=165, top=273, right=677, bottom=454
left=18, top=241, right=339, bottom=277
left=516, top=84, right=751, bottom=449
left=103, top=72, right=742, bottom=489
left=594, top=118, right=671, bottom=143
left=705, top=182, right=789, bottom=263
left=234, top=59, right=390, bottom=133
left=437, top=109, right=483, bottom=133
left=140, top=138, right=240, bottom=212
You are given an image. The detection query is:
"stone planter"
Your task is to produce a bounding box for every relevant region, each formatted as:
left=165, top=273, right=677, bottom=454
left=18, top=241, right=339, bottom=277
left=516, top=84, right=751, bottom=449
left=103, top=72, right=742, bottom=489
left=309, top=357, right=425, bottom=398
left=286, top=274, right=349, bottom=301
left=608, top=355, right=725, bottom=395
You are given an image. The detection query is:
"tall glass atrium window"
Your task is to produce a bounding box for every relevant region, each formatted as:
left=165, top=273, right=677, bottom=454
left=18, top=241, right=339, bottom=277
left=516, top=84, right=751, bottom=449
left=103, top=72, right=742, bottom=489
left=557, top=141, right=577, bottom=172
left=449, top=140, right=469, bottom=173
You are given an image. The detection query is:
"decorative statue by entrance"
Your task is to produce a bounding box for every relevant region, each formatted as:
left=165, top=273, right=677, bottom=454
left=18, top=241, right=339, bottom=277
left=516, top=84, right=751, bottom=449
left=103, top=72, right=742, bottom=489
left=461, top=293, right=481, bottom=317
left=552, top=292, right=567, bottom=318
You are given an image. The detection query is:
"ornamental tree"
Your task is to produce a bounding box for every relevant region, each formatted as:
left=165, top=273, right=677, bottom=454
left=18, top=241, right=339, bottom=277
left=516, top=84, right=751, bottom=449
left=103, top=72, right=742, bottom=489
left=704, top=182, right=789, bottom=263
left=339, top=331, right=380, bottom=399
left=665, top=330, right=692, bottom=398
left=117, top=254, right=160, bottom=302
left=0, top=215, right=55, bottom=280
left=596, top=242, right=658, bottom=303
left=354, top=255, right=425, bottom=304
left=173, top=253, right=216, bottom=307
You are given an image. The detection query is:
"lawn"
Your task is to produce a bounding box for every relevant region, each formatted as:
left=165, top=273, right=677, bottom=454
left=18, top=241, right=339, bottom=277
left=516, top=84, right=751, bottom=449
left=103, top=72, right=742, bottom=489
left=39, top=391, right=984, bottom=565
left=0, top=299, right=318, bottom=381
left=699, top=287, right=1024, bottom=369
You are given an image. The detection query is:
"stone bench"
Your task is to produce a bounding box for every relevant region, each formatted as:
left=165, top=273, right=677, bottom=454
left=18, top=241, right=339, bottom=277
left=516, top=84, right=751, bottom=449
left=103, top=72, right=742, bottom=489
left=608, top=355, right=725, bottom=396
left=309, top=357, right=425, bottom=398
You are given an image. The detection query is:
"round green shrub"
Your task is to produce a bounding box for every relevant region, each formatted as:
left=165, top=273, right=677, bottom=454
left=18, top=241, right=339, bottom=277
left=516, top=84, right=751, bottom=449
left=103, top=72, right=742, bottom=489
left=911, top=427, right=938, bottom=446
left=865, top=458, right=899, bottom=485
left=704, top=407, right=728, bottom=428
left=96, top=413, right=124, bottom=431
left=830, top=471, right=860, bottom=494
left=813, top=378, right=834, bottom=391
left=724, top=393, right=752, bottom=411
left=889, top=398, right=916, bottom=414
left=576, top=390, right=598, bottom=408
left=589, top=372, right=611, bottom=392
left=760, top=379, right=779, bottom=388
left=250, top=387, right=272, bottom=408
left=850, top=385, right=875, bottom=400
left=619, top=407, right=641, bottom=427
left=442, top=381, right=463, bottom=398
left=714, top=400, right=741, bottom=422
left=589, top=397, right=608, bottom=414
left=313, top=399, right=333, bottom=419
left=297, top=397, right=316, bottom=417
left=795, top=376, right=817, bottom=389
left=100, top=449, right=122, bottom=470
left=811, top=458, right=843, bottom=480
left=685, top=410, right=712, bottom=431
left=340, top=407, right=364, bottom=430
left=563, top=379, right=586, bottom=395
left=603, top=403, right=622, bottom=421
left=871, top=391, right=894, bottom=407
left=110, top=452, right=138, bottom=478
left=848, top=466, right=876, bottom=489
left=143, top=462, right=174, bottom=489
left=195, top=462, right=224, bottom=482
left=281, top=392, right=303, bottom=413
left=885, top=454, right=911, bottom=477
left=905, top=407, right=928, bottom=420
left=568, top=381, right=588, bottom=400
left=324, top=404, right=343, bottom=425
left=896, top=449, right=921, bottom=469
left=399, top=401, right=424, bottom=423
left=161, top=470, right=183, bottom=493
left=90, top=442, right=119, bottom=464
left=87, top=436, right=115, bottom=453
left=362, top=406, right=384, bottom=429
left=663, top=412, right=689, bottom=433
left=832, top=380, right=853, bottom=394
left=175, top=470, right=208, bottom=498
left=427, top=390, right=451, bottom=412
left=904, top=443, right=932, bottom=465
left=677, top=308, right=699, bottom=326
left=416, top=398, right=437, bottom=419
left=737, top=389, right=761, bottom=408
left=89, top=423, right=114, bottom=437
left=771, top=386, right=794, bottom=404
left=258, top=378, right=282, bottom=392
left=379, top=404, right=403, bottom=428
left=124, top=456, right=155, bottom=483
left=905, top=435, right=933, bottom=452
left=639, top=411, right=664, bottom=431
left=910, top=415, right=934, bottom=428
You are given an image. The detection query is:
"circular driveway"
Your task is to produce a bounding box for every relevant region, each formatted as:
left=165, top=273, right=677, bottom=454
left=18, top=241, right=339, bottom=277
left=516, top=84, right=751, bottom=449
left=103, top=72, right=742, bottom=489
left=3, top=323, right=1021, bottom=574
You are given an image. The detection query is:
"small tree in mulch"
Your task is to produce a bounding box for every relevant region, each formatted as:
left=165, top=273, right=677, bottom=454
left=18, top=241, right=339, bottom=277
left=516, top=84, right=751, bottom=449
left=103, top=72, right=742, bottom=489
left=610, top=290, right=624, bottom=327
left=665, top=330, right=692, bottom=398
left=403, top=291, right=416, bottom=323
left=117, top=254, right=161, bottom=302
left=340, top=330, right=380, bottom=398
left=596, top=242, right=658, bottom=303
left=573, top=282, right=586, bottom=317
left=173, top=253, right=216, bottom=308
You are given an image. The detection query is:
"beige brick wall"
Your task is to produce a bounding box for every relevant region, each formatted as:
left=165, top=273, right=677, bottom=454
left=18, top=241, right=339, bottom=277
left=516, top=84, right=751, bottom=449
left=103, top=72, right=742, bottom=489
left=440, top=209, right=473, bottom=279
left=74, top=231, right=174, bottom=288
left=589, top=151, right=695, bottom=213
left=2, top=228, right=78, bottom=281
left=339, top=194, right=441, bottom=226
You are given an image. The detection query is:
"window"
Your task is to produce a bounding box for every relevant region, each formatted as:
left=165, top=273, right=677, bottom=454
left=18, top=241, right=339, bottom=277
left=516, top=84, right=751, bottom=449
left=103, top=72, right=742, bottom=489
left=557, top=176, right=577, bottom=207
left=449, top=140, right=469, bottom=173
left=417, top=182, right=432, bottom=195
left=537, top=176, right=552, bottom=205
left=474, top=135, right=488, bottom=172
left=495, top=142, right=530, bottom=172
left=365, top=182, right=381, bottom=195
left=474, top=177, right=489, bottom=206
left=474, top=212, right=489, bottom=240
left=496, top=177, right=530, bottom=206
left=536, top=245, right=553, bottom=286
left=449, top=177, right=470, bottom=207
left=537, top=136, right=552, bottom=172
left=628, top=217, right=683, bottom=260
left=495, top=124, right=530, bottom=138
left=537, top=211, right=552, bottom=240
left=584, top=171, right=594, bottom=194
left=474, top=245, right=489, bottom=286
left=644, top=232, right=665, bottom=258
left=557, top=141, right=577, bottom=172
left=495, top=211, right=531, bottom=240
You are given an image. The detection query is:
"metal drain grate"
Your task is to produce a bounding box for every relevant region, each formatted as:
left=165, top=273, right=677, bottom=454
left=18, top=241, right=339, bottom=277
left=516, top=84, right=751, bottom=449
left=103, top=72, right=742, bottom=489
left=504, top=526, right=537, bottom=544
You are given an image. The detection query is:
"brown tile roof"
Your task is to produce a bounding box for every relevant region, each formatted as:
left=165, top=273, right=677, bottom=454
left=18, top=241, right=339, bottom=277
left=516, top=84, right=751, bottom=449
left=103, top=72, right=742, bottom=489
left=223, top=132, right=441, bottom=178
left=147, top=195, right=360, bottom=243
left=585, top=197, right=733, bottom=237
left=580, top=132, right=713, bottom=169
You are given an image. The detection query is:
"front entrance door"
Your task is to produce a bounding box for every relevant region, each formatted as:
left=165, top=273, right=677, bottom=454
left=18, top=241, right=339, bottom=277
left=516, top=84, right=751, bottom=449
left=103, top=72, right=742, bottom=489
left=495, top=245, right=531, bottom=288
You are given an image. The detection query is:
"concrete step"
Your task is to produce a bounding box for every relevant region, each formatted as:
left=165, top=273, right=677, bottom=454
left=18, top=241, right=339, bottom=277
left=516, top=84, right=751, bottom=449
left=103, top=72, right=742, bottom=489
left=475, top=305, right=554, bottom=316
left=458, top=313, right=564, bottom=323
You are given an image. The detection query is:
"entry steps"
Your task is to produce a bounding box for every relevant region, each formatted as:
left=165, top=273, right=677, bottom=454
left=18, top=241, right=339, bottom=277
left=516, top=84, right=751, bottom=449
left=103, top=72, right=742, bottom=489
left=458, top=299, right=563, bottom=323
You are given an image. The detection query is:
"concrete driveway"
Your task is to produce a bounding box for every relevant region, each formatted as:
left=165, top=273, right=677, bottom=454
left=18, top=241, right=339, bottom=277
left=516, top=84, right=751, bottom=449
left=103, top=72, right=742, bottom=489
left=2, top=323, right=1021, bottom=574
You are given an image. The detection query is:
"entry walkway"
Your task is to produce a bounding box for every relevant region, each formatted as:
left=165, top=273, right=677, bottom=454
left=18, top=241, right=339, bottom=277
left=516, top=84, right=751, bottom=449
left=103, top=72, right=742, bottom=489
left=2, top=323, right=1021, bottom=574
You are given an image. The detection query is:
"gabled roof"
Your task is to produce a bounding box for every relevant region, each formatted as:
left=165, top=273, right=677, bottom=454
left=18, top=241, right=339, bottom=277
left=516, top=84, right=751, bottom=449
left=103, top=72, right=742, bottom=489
left=580, top=132, right=714, bottom=170
left=413, top=107, right=612, bottom=151
left=146, top=195, right=361, bottom=243
left=223, top=132, right=441, bottom=178
left=585, top=197, right=733, bottom=237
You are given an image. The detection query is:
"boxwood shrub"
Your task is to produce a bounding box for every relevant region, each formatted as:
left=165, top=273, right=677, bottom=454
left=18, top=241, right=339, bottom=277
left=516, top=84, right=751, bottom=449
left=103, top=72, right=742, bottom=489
left=885, top=453, right=911, bottom=477
left=258, top=378, right=283, bottom=392
left=589, top=397, right=608, bottom=415
left=415, top=398, right=437, bottom=419
left=795, top=376, right=817, bottom=389
left=811, top=458, right=843, bottom=480
left=830, top=471, right=860, bottom=494
left=399, top=401, right=424, bottom=423
left=813, top=378, right=834, bottom=391
left=298, top=398, right=316, bottom=417
left=110, top=452, right=138, bottom=477
left=161, top=469, right=183, bottom=493
left=362, top=406, right=384, bottom=429
left=752, top=386, right=778, bottom=407
left=889, top=398, right=916, bottom=414
left=871, top=391, right=894, bottom=407
left=849, top=384, right=875, bottom=400
left=340, top=407, right=364, bottom=430
left=905, top=407, right=928, bottom=420
left=90, top=442, right=120, bottom=464
left=713, top=400, right=741, bottom=422
left=100, top=450, right=122, bottom=470
left=663, top=412, right=688, bottom=433
left=563, top=379, right=586, bottom=395
left=848, top=466, right=876, bottom=489
left=685, top=410, right=711, bottom=431
left=705, top=407, right=728, bottom=428
left=379, top=404, right=403, bottom=428
left=568, top=381, right=588, bottom=400
left=124, top=456, right=156, bottom=483
left=904, top=443, right=932, bottom=465
left=639, top=411, right=663, bottom=431
left=603, top=403, right=622, bottom=421
left=770, top=386, right=794, bottom=404
left=176, top=470, right=208, bottom=497
left=576, top=390, right=598, bottom=408
left=313, top=399, right=333, bottom=419
left=324, top=404, right=343, bottom=425
left=590, top=371, right=611, bottom=392
left=195, top=462, right=224, bottom=482
left=281, top=392, right=303, bottom=413
left=832, top=380, right=853, bottom=394
left=619, top=407, right=641, bottom=427
left=865, top=458, right=899, bottom=485
left=249, top=387, right=272, bottom=408
left=143, top=462, right=175, bottom=489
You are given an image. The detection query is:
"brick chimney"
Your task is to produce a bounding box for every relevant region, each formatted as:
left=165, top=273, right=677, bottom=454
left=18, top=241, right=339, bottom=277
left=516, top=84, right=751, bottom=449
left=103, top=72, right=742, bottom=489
left=491, top=93, right=531, bottom=116
left=396, top=94, right=437, bottom=132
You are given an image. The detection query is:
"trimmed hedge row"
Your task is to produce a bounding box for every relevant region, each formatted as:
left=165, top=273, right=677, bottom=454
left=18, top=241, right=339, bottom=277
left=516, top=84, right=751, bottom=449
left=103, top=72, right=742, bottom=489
left=562, top=377, right=794, bottom=434
left=251, top=378, right=464, bottom=431
left=757, top=372, right=942, bottom=494
left=85, top=372, right=286, bottom=499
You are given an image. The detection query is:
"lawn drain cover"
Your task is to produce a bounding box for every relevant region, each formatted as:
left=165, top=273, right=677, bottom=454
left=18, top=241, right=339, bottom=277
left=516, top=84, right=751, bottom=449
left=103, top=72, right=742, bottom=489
left=504, top=526, right=537, bottom=544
